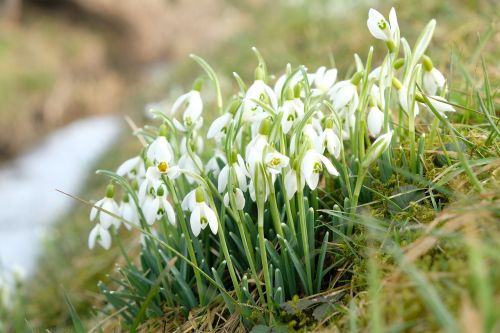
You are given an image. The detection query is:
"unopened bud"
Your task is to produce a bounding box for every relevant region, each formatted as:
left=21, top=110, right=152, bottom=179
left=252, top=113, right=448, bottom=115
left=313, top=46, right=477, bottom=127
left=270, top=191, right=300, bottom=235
left=393, top=58, right=405, bottom=70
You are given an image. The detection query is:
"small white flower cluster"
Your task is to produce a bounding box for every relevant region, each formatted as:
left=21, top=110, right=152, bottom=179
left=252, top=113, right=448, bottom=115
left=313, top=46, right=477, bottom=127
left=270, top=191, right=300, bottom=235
left=88, top=7, right=454, bottom=250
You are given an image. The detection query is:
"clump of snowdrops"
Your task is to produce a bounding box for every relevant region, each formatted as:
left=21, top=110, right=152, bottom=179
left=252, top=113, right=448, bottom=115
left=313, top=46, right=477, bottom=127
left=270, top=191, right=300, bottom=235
left=87, top=8, right=463, bottom=327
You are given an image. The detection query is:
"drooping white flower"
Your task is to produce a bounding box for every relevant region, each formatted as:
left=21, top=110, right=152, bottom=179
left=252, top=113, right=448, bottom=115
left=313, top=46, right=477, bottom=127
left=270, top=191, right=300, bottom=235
left=367, top=8, right=399, bottom=43
left=423, top=68, right=446, bottom=95
left=218, top=154, right=248, bottom=193
left=116, top=156, right=145, bottom=180
left=207, top=113, right=232, bottom=142
left=367, top=106, right=385, bottom=138
left=141, top=185, right=175, bottom=226
left=330, top=80, right=359, bottom=117
left=119, top=195, right=139, bottom=230
left=284, top=169, right=304, bottom=199
left=88, top=223, right=112, bottom=250
left=147, top=136, right=174, bottom=164
left=301, top=149, right=339, bottom=190
left=264, top=151, right=290, bottom=174
left=363, top=131, right=393, bottom=168
left=425, top=96, right=456, bottom=117
left=280, top=98, right=304, bottom=134
left=178, top=153, right=203, bottom=184
left=316, top=128, right=341, bottom=158
left=90, top=188, right=121, bottom=229
left=223, top=188, right=246, bottom=210
left=290, top=123, right=319, bottom=155
left=171, top=90, right=203, bottom=130
left=205, top=150, right=227, bottom=178
left=312, top=66, right=337, bottom=95
left=243, top=80, right=278, bottom=119
left=190, top=188, right=218, bottom=236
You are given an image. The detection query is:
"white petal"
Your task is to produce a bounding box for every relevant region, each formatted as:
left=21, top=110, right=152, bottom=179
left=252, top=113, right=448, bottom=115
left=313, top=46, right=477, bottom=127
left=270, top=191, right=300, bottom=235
left=90, top=198, right=104, bottom=221
left=204, top=204, right=219, bottom=235
left=367, top=106, right=384, bottom=137
left=98, top=227, right=112, bottom=250
left=367, top=9, right=389, bottom=41
left=142, top=197, right=159, bottom=225
left=318, top=154, right=339, bottom=176
left=164, top=200, right=176, bottom=225
left=190, top=206, right=202, bottom=236
left=284, top=169, right=298, bottom=198
left=234, top=188, right=246, bottom=210
left=223, top=192, right=231, bottom=208
left=325, top=129, right=341, bottom=158
left=218, top=165, right=229, bottom=193
left=88, top=225, right=99, bottom=249
left=100, top=199, right=120, bottom=229
left=207, top=114, right=231, bottom=140
left=171, top=91, right=191, bottom=115
left=182, top=190, right=196, bottom=211
left=117, top=156, right=140, bottom=177
left=306, top=173, right=320, bottom=191
left=389, top=7, right=399, bottom=40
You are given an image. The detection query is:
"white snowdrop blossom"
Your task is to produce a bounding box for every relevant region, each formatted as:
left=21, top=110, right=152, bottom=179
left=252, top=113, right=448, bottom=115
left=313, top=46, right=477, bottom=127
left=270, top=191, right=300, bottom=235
left=280, top=98, right=304, bottom=134
left=190, top=188, right=218, bottom=237
left=90, top=193, right=120, bottom=229
left=264, top=151, right=290, bottom=174
left=367, top=8, right=399, bottom=45
left=223, top=188, right=246, bottom=210
left=141, top=185, right=175, bottom=226
left=116, top=156, right=145, bottom=180
left=423, top=68, right=446, bottom=95
left=243, top=80, right=278, bottom=120
left=312, top=66, right=337, bottom=95
left=425, top=96, right=456, bottom=117
left=218, top=154, right=248, bottom=193
left=207, top=113, right=232, bottom=142
left=147, top=136, right=174, bottom=165
left=301, top=149, right=339, bottom=190
left=367, top=106, right=385, bottom=138
left=119, top=196, right=139, bottom=230
left=88, top=223, right=112, bottom=250
left=330, top=80, right=359, bottom=117
left=316, top=128, right=341, bottom=158
left=171, top=90, right=203, bottom=131
left=178, top=153, right=203, bottom=184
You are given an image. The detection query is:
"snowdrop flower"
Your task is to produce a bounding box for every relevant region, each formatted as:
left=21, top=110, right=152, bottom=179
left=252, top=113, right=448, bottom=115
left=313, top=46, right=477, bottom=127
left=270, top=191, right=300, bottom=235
left=367, top=106, right=385, bottom=137
left=147, top=134, right=174, bottom=165
left=312, top=66, right=337, bottom=95
left=138, top=166, right=167, bottom=202
left=207, top=113, right=232, bottom=142
left=316, top=126, right=341, bottom=158
left=190, top=188, right=218, bottom=237
left=290, top=123, right=319, bottom=155
left=206, top=150, right=227, bottom=178
left=367, top=8, right=399, bottom=51
left=243, top=73, right=278, bottom=120
left=280, top=98, right=304, bottom=134
left=301, top=149, right=339, bottom=190
left=283, top=169, right=304, bottom=199
left=330, top=80, right=359, bottom=117
left=425, top=96, right=455, bottom=117
left=117, top=156, right=145, bottom=180
left=178, top=153, right=203, bottom=184
left=88, top=223, right=112, bottom=250
left=422, top=55, right=446, bottom=95
left=264, top=151, right=290, bottom=174
left=171, top=82, right=203, bottom=131
left=223, top=188, right=245, bottom=210
left=90, top=184, right=121, bottom=229
left=363, top=131, right=393, bottom=168
left=119, top=195, right=139, bottom=230
left=142, top=185, right=175, bottom=226
left=218, top=154, right=248, bottom=193
left=398, top=85, right=420, bottom=117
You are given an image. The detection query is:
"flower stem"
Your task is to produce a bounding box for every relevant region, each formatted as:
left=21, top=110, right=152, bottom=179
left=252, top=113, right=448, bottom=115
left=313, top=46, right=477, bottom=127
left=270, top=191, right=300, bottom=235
left=296, top=174, right=313, bottom=294
left=347, top=168, right=368, bottom=236
left=258, top=201, right=274, bottom=321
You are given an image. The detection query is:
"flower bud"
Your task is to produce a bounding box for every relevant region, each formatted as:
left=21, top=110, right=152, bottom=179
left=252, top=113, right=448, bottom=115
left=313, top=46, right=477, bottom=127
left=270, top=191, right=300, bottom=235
left=362, top=131, right=393, bottom=168
left=393, top=58, right=405, bottom=70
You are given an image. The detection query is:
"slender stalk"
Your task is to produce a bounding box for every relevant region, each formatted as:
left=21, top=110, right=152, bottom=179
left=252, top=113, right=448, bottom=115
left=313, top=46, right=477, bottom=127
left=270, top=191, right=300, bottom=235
left=296, top=173, right=313, bottom=294
left=347, top=168, right=368, bottom=236
left=258, top=200, right=274, bottom=321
